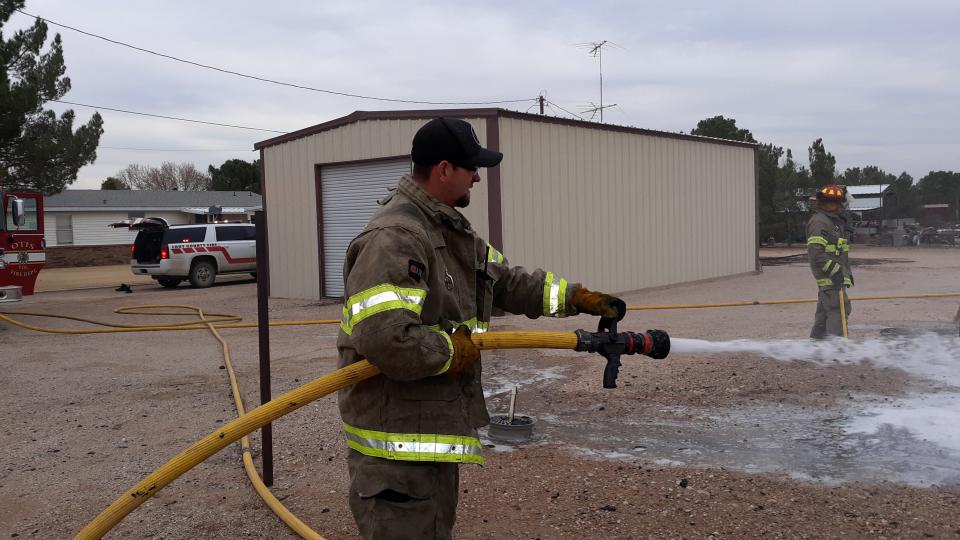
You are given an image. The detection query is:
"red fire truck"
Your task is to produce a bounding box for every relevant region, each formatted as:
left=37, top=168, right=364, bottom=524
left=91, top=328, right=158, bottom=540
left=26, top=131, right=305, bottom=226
left=1, top=189, right=46, bottom=303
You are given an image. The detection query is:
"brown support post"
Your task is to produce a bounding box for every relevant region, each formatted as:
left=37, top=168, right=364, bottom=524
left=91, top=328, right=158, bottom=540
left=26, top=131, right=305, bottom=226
left=754, top=147, right=761, bottom=271
left=255, top=209, right=273, bottom=486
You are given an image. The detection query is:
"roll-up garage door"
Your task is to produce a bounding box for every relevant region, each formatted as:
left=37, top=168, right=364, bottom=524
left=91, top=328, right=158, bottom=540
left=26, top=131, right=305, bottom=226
left=320, top=158, right=411, bottom=297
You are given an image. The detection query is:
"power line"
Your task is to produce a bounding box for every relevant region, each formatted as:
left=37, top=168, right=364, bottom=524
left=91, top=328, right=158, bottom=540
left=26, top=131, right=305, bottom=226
left=544, top=99, right=588, bottom=122
left=16, top=9, right=538, bottom=107
left=51, top=99, right=287, bottom=133
left=99, top=146, right=253, bottom=152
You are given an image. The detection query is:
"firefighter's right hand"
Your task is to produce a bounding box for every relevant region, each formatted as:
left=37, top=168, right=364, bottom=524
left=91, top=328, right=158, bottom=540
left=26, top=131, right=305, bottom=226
left=446, top=326, right=480, bottom=379
left=831, top=271, right=845, bottom=288
left=572, top=287, right=626, bottom=320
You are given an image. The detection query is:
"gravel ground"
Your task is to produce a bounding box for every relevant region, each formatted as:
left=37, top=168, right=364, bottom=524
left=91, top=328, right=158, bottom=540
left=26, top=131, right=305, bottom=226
left=1, top=246, right=958, bottom=539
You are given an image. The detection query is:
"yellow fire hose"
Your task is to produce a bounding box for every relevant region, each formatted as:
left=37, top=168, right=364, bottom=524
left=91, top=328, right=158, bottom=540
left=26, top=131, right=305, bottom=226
left=2, top=289, right=957, bottom=537
left=839, top=288, right=849, bottom=338
left=74, top=331, right=578, bottom=539
left=0, top=310, right=338, bottom=333
left=625, top=291, right=960, bottom=311
left=0, top=306, right=331, bottom=538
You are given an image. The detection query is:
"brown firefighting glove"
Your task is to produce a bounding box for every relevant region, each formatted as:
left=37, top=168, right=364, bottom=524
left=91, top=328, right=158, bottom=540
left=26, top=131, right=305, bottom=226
left=446, top=326, right=480, bottom=379
left=571, top=286, right=627, bottom=321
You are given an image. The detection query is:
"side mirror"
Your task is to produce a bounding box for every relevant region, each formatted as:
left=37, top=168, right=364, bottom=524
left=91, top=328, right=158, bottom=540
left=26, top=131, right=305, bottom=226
left=11, top=197, right=25, bottom=227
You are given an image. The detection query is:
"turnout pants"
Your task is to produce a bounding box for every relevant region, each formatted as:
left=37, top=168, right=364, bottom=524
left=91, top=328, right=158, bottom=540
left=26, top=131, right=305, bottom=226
left=810, top=288, right=852, bottom=339
left=347, top=450, right=460, bottom=540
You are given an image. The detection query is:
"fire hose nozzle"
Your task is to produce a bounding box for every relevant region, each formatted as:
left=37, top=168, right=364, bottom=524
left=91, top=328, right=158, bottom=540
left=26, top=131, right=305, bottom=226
left=574, top=318, right=671, bottom=388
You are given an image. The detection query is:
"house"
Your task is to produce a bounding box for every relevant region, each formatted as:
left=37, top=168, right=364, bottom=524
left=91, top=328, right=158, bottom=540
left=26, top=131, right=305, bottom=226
left=43, top=189, right=262, bottom=267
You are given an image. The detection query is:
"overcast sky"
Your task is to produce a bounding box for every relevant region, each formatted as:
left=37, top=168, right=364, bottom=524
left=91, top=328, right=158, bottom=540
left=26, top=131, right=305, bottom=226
left=9, top=0, right=960, bottom=189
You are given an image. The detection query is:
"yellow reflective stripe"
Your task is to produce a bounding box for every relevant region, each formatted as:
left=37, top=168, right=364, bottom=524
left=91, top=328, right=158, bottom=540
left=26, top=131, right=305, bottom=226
left=458, top=317, right=489, bottom=334
left=343, top=423, right=484, bottom=465
left=816, top=278, right=834, bottom=287
left=843, top=277, right=852, bottom=286
left=440, top=318, right=489, bottom=334
left=829, top=264, right=842, bottom=276
left=822, top=260, right=834, bottom=272
left=486, top=244, right=504, bottom=264
left=340, top=284, right=426, bottom=335
left=825, top=245, right=839, bottom=254
left=542, top=272, right=569, bottom=317
left=430, top=327, right=454, bottom=375
left=807, top=236, right=828, bottom=247
left=841, top=244, right=850, bottom=252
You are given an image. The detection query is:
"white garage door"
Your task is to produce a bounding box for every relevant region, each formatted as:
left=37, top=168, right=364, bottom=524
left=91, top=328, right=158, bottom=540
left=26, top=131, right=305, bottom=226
left=321, top=158, right=411, bottom=297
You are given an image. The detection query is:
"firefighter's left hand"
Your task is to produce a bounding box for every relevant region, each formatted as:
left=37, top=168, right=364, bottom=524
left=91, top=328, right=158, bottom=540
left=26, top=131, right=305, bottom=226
left=446, top=326, right=480, bottom=379
left=572, top=287, right=626, bottom=321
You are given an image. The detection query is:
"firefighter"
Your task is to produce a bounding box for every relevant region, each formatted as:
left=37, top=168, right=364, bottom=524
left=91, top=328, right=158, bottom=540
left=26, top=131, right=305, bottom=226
left=807, top=184, right=853, bottom=339
left=336, top=117, right=625, bottom=539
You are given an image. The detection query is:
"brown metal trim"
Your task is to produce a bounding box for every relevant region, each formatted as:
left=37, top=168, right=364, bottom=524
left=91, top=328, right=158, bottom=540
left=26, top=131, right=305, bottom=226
left=314, top=164, right=326, bottom=298
left=320, top=154, right=411, bottom=169
left=485, top=115, right=503, bottom=250
left=254, top=108, right=757, bottom=151
left=255, top=109, right=500, bottom=150
left=497, top=109, right=756, bottom=149
left=258, top=148, right=266, bottom=208
left=754, top=147, right=761, bottom=272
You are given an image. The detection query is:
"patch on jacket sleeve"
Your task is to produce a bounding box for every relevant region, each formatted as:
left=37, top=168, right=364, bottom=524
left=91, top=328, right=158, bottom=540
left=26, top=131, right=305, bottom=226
left=408, top=259, right=426, bottom=283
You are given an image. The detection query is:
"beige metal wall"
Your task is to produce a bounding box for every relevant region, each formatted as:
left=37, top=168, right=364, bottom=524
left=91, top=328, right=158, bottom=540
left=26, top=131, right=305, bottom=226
left=262, top=117, right=491, bottom=299
left=498, top=117, right=755, bottom=294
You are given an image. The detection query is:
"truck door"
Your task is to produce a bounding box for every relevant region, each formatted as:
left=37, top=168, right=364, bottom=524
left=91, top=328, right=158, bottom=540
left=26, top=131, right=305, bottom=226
left=1, top=192, right=45, bottom=296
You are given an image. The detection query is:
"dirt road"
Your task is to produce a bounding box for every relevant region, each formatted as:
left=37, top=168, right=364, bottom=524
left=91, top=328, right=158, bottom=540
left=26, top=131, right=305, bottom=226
left=1, top=247, right=958, bottom=538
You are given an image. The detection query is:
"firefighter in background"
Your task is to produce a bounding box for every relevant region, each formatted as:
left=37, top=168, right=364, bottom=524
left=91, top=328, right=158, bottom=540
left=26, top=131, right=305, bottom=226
left=336, top=117, right=626, bottom=539
left=806, top=184, right=853, bottom=338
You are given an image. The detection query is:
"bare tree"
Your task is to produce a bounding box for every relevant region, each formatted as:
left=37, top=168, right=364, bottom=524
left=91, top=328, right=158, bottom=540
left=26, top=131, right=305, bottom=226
left=115, top=163, right=152, bottom=189
left=114, top=162, right=212, bottom=191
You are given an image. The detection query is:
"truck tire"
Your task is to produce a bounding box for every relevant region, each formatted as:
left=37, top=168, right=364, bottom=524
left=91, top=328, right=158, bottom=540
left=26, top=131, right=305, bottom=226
left=157, top=277, right=182, bottom=288
left=189, top=260, right=216, bottom=288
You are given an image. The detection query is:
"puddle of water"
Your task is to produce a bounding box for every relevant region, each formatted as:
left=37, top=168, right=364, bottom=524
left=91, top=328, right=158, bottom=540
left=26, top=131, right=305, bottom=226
left=483, top=362, right=569, bottom=398
left=542, top=399, right=960, bottom=486
left=480, top=332, right=960, bottom=486
left=845, top=393, right=960, bottom=453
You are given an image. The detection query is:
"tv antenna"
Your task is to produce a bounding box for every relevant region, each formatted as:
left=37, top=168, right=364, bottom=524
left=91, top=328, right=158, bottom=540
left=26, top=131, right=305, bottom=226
left=581, top=40, right=618, bottom=122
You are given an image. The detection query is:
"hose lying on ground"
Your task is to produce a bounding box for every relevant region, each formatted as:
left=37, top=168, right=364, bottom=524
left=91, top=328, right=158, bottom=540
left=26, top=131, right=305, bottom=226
left=626, top=291, right=960, bottom=311
left=4, top=291, right=957, bottom=537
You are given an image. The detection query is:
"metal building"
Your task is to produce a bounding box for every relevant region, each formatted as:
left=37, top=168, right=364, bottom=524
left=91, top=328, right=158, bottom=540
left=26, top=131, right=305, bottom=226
left=254, top=109, right=758, bottom=300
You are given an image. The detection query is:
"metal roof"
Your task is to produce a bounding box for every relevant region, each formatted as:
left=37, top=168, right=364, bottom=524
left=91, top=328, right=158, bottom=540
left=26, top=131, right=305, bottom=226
left=44, top=190, right=262, bottom=211
left=846, top=184, right=890, bottom=196
left=253, top=108, right=759, bottom=151
left=845, top=184, right=891, bottom=211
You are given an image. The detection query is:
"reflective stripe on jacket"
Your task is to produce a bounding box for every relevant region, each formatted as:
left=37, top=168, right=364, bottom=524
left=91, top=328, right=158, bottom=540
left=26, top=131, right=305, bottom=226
left=806, top=210, right=853, bottom=290
left=337, top=175, right=580, bottom=465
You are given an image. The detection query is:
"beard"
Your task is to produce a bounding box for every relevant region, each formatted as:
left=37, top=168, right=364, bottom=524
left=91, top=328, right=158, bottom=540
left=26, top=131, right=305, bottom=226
left=454, top=191, right=471, bottom=208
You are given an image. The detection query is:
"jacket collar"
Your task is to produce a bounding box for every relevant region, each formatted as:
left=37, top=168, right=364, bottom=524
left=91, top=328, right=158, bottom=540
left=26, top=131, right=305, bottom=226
left=398, top=175, right=472, bottom=232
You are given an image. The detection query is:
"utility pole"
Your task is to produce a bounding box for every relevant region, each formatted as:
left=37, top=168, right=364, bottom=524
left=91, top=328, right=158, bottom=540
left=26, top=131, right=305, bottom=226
left=538, top=95, right=545, bottom=115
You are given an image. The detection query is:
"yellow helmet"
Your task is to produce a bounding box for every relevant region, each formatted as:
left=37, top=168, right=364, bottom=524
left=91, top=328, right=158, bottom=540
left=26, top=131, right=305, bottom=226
left=816, top=184, right=846, bottom=202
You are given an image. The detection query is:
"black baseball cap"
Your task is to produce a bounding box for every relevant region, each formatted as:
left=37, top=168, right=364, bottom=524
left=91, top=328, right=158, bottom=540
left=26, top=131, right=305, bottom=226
left=411, top=117, right=503, bottom=169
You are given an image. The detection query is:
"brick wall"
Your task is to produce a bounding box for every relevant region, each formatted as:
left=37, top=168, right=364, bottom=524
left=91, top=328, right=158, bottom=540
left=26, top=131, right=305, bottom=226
left=45, top=244, right=131, bottom=268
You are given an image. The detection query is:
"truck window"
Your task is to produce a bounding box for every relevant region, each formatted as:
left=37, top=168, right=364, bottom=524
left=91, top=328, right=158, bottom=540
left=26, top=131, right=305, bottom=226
left=215, top=226, right=247, bottom=242
left=6, top=198, right=39, bottom=231
left=163, top=227, right=207, bottom=244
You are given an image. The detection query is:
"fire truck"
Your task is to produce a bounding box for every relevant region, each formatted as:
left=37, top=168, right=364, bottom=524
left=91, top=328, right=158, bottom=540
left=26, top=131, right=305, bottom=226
left=1, top=189, right=46, bottom=303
